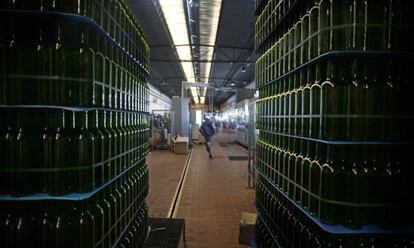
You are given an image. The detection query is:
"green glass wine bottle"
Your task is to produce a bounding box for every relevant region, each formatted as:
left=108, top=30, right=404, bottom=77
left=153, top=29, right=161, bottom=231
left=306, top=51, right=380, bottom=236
left=310, top=82, right=321, bottom=139
left=287, top=138, right=297, bottom=199
left=100, top=187, right=112, bottom=247
left=106, top=183, right=118, bottom=246
left=106, top=110, right=118, bottom=178
left=78, top=31, right=94, bottom=107
left=26, top=109, right=47, bottom=194
left=126, top=112, right=134, bottom=166
left=52, top=204, right=73, bottom=248
left=36, top=28, right=51, bottom=105
left=51, top=110, right=76, bottom=195
left=365, top=0, right=388, bottom=51
left=343, top=145, right=363, bottom=228
left=331, top=0, right=353, bottom=51
left=113, top=111, right=123, bottom=174
left=118, top=112, right=128, bottom=171
left=7, top=33, right=24, bottom=105
left=309, top=6, right=319, bottom=60
left=89, top=110, right=104, bottom=187
left=85, top=196, right=102, bottom=248
left=113, top=179, right=123, bottom=241
left=98, top=110, right=110, bottom=182
left=319, top=144, right=336, bottom=224
left=78, top=200, right=96, bottom=248
left=15, top=111, right=32, bottom=196
left=309, top=142, right=326, bottom=217
left=75, top=111, right=95, bottom=192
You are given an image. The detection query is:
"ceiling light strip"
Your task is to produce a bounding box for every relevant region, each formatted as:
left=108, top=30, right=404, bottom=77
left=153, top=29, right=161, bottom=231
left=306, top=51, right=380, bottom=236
left=158, top=0, right=198, bottom=102
left=199, top=0, right=222, bottom=103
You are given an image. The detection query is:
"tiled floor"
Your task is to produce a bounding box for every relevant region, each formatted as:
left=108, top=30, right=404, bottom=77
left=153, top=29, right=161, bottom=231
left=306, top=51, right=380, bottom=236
left=146, top=130, right=256, bottom=247
left=175, top=131, right=256, bottom=248
left=146, top=150, right=187, bottom=217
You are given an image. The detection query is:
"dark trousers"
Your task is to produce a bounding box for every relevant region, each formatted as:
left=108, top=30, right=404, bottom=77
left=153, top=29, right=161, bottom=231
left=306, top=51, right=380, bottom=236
left=204, top=135, right=212, bottom=154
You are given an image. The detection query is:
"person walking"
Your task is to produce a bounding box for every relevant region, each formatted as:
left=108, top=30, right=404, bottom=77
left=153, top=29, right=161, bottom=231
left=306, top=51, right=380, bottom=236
left=200, top=116, right=215, bottom=159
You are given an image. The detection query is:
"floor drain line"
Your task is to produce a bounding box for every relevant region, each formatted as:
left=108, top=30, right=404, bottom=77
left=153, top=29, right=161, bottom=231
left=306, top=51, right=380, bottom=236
left=167, top=148, right=193, bottom=218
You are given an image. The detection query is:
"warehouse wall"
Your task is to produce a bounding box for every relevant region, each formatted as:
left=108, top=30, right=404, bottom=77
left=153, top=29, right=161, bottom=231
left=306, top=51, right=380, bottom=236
left=148, top=84, right=172, bottom=112
left=220, top=80, right=256, bottom=112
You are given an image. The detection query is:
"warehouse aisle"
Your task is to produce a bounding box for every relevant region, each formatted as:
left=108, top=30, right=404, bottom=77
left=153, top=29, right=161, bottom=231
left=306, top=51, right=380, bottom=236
left=175, top=131, right=256, bottom=248
left=146, top=151, right=187, bottom=217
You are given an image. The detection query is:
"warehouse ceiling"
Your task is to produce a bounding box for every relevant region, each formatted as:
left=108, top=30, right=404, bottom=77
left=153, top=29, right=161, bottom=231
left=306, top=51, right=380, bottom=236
left=127, top=0, right=256, bottom=108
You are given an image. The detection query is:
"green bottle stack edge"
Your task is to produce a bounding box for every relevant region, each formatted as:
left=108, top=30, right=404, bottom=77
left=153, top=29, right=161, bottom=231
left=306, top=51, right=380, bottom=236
left=254, top=0, right=414, bottom=247
left=0, top=0, right=150, bottom=247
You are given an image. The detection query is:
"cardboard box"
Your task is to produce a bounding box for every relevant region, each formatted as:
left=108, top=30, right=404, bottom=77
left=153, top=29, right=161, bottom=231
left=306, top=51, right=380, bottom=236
left=238, top=212, right=257, bottom=246
left=172, top=136, right=189, bottom=154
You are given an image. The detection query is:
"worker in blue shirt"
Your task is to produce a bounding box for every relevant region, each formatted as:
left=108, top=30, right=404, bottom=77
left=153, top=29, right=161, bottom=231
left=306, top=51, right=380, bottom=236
left=200, top=116, right=215, bottom=159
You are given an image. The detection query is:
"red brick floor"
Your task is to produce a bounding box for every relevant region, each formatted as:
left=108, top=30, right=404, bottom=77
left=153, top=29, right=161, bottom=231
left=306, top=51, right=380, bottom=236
left=146, top=150, right=187, bottom=217
left=175, top=131, right=256, bottom=248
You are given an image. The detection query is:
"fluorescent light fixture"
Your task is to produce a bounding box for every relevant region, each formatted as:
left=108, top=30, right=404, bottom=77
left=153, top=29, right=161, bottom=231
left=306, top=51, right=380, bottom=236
left=194, top=96, right=200, bottom=104
left=158, top=0, right=198, bottom=102
left=200, top=96, right=205, bottom=104
left=190, top=86, right=198, bottom=99
left=158, top=0, right=222, bottom=105
left=199, top=0, right=222, bottom=98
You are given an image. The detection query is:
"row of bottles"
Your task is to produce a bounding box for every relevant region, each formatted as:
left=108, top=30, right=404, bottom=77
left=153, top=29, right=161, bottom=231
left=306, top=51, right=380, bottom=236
left=256, top=0, right=412, bottom=87
left=0, top=14, right=149, bottom=110
left=255, top=57, right=413, bottom=141
left=256, top=138, right=414, bottom=228
left=0, top=108, right=150, bottom=196
left=0, top=162, right=149, bottom=248
left=255, top=0, right=411, bottom=55
left=0, top=0, right=150, bottom=68
left=254, top=0, right=268, bottom=13
left=256, top=47, right=411, bottom=88
left=117, top=204, right=148, bottom=248
left=255, top=176, right=414, bottom=248
left=255, top=217, right=279, bottom=248
left=0, top=1, right=150, bottom=246
left=254, top=0, right=413, bottom=247
left=255, top=0, right=298, bottom=47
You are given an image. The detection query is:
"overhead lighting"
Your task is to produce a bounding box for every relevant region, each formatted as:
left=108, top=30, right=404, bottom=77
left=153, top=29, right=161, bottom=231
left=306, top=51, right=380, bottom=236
left=199, top=0, right=222, bottom=99
left=158, top=0, right=222, bottom=105
left=190, top=86, right=198, bottom=99
left=158, top=0, right=197, bottom=102
left=194, top=97, right=200, bottom=104
left=200, top=96, right=205, bottom=104
left=230, top=82, right=235, bottom=86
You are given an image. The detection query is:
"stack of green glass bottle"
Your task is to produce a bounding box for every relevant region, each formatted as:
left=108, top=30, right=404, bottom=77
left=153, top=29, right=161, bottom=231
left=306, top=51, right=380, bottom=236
left=0, top=0, right=150, bottom=247
left=255, top=0, right=414, bottom=247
